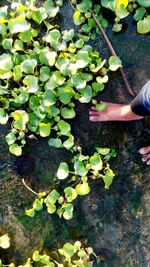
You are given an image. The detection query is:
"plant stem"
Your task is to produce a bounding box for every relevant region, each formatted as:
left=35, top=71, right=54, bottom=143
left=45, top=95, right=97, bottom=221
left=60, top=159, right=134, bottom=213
left=90, top=9, right=135, bottom=97
left=22, top=178, right=39, bottom=196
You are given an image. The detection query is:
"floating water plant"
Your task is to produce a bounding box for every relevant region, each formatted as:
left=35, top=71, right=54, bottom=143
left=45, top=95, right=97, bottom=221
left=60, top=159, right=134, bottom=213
left=25, top=147, right=116, bottom=220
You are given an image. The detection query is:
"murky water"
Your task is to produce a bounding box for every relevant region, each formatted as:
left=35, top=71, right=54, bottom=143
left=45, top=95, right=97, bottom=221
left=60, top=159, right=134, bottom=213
left=0, top=1, right=150, bottom=266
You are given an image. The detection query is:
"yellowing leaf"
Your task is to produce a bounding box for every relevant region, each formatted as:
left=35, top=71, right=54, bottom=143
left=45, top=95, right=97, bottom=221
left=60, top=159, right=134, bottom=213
left=115, top=0, right=128, bottom=10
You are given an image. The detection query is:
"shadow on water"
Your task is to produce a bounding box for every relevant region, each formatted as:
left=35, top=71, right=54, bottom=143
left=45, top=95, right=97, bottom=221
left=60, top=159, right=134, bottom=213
left=0, top=1, right=150, bottom=266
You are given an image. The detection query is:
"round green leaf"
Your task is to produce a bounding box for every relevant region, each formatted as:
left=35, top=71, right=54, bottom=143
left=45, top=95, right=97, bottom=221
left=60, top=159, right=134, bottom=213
left=5, top=132, right=16, bottom=145
left=48, top=138, right=62, bottom=148
left=8, top=16, right=30, bottom=34
left=103, top=169, right=115, bottom=189
left=25, top=208, right=35, bottom=217
left=39, top=123, right=51, bottom=137
left=75, top=182, right=90, bottom=196
left=63, top=204, right=74, bottom=220
left=74, top=160, right=88, bottom=176
left=57, top=162, right=69, bottom=180
left=9, top=144, right=22, bottom=156
left=0, top=54, right=13, bottom=71
left=33, top=198, right=43, bottom=211
left=109, top=56, right=122, bottom=71
left=21, top=59, right=37, bottom=74
left=137, top=0, right=150, bottom=8
left=61, top=107, right=76, bottom=119
left=90, top=153, right=103, bottom=171
left=0, top=108, right=8, bottom=124
left=137, top=16, right=150, bottom=34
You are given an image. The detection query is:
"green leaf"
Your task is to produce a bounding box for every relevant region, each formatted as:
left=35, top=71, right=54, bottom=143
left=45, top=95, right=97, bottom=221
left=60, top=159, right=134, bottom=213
left=21, top=59, right=37, bottom=74
left=0, top=108, right=8, bottom=124
left=39, top=48, right=57, bottom=66
left=9, top=144, right=22, bottom=156
left=63, top=204, right=74, bottom=220
left=116, top=4, right=129, bottom=19
left=79, top=85, right=92, bottom=103
left=134, top=7, right=146, bottom=22
left=0, top=24, right=7, bottom=34
left=113, top=23, right=122, bottom=32
left=64, top=187, right=77, bottom=202
left=13, top=110, right=29, bottom=123
left=0, top=6, right=8, bottom=19
left=25, top=208, right=35, bottom=217
left=31, top=8, right=47, bottom=24
left=40, top=66, right=51, bottom=82
left=33, top=199, right=43, bottom=211
left=48, top=138, right=62, bottom=148
left=75, top=182, right=90, bottom=195
left=47, top=204, right=56, bottom=214
left=2, top=39, right=13, bottom=50
left=97, top=148, right=110, bottom=155
left=0, top=234, right=10, bottom=249
left=92, top=83, right=104, bottom=93
left=29, top=96, right=39, bottom=111
left=103, top=169, right=115, bottom=189
left=57, top=162, right=69, bottom=180
left=43, top=29, right=61, bottom=48
left=137, top=16, right=150, bottom=34
left=58, top=120, right=71, bottom=135
left=76, top=50, right=91, bottom=68
left=43, top=90, right=56, bottom=106
left=32, top=251, right=40, bottom=261
left=5, top=132, right=16, bottom=145
left=90, top=152, right=103, bottom=171
left=74, top=160, right=88, bottom=176
left=8, top=16, right=30, bottom=34
left=95, top=103, right=106, bottom=111
left=137, top=0, right=150, bottom=8
left=44, top=0, right=59, bottom=17
left=62, top=29, right=74, bottom=42
left=73, top=10, right=84, bottom=25
left=109, top=56, right=122, bottom=71
left=77, top=0, right=92, bottom=13
left=0, top=54, right=13, bottom=71
left=61, top=107, right=76, bottom=119
left=45, top=189, right=60, bottom=204
left=13, top=39, right=24, bottom=51
left=39, top=123, right=51, bottom=137
left=75, top=39, right=84, bottom=48
left=23, top=75, right=39, bottom=93
left=63, top=135, right=74, bottom=150
left=19, top=29, right=34, bottom=42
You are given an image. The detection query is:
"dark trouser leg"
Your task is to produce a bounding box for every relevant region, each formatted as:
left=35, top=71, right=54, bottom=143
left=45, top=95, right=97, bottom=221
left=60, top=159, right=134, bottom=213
left=131, top=81, right=150, bottom=116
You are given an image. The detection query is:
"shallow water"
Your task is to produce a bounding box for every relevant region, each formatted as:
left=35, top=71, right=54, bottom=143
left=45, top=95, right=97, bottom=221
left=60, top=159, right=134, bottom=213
left=0, top=1, right=150, bottom=266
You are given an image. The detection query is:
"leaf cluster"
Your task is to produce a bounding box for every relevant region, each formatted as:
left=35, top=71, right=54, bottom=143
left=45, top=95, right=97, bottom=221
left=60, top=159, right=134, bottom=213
left=25, top=147, right=116, bottom=220
left=0, top=0, right=121, bottom=156
left=0, top=241, right=95, bottom=267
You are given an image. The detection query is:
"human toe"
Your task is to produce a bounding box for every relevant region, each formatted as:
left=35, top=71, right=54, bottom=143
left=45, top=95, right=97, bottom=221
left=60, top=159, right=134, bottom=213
left=89, top=111, right=101, bottom=116
left=89, top=116, right=101, bottom=122
left=139, top=146, right=150, bottom=155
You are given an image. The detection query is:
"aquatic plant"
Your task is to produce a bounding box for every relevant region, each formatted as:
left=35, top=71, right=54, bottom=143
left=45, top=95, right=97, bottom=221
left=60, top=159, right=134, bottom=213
left=71, top=0, right=150, bottom=34
left=0, top=0, right=121, bottom=156
left=0, top=240, right=97, bottom=267
left=25, top=147, right=116, bottom=219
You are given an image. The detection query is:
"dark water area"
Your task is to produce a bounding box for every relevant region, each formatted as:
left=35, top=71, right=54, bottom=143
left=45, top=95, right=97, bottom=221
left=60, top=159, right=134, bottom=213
left=0, top=1, right=150, bottom=267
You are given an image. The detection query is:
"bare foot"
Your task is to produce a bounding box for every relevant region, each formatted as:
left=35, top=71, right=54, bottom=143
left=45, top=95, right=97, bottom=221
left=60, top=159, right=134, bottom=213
left=139, top=146, right=150, bottom=165
left=89, top=102, right=144, bottom=122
